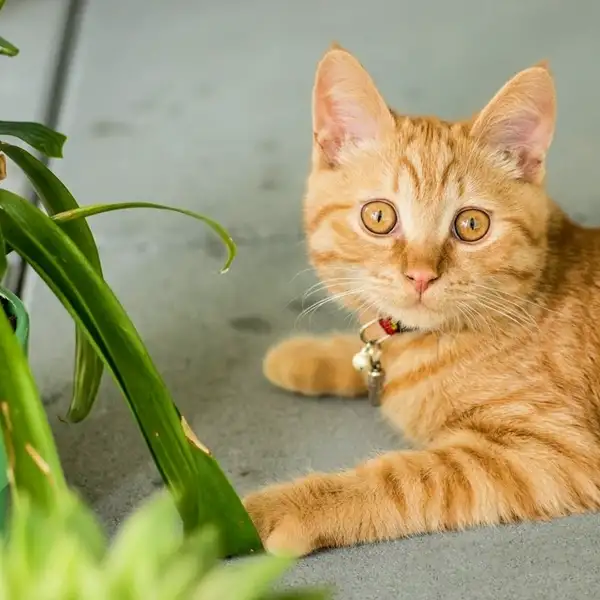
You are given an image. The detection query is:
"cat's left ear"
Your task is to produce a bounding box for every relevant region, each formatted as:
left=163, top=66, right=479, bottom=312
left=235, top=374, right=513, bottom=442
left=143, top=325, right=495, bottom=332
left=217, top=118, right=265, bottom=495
left=312, top=44, right=395, bottom=167
left=470, top=62, right=556, bottom=184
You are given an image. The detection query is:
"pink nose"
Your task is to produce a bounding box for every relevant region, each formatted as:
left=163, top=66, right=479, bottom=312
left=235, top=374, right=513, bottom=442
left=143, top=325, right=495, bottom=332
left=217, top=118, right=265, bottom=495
left=404, top=269, right=438, bottom=294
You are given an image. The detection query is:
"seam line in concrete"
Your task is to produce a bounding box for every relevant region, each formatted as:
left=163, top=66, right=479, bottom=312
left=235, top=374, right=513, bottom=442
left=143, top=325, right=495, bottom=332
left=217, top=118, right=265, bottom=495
left=12, top=0, right=87, bottom=297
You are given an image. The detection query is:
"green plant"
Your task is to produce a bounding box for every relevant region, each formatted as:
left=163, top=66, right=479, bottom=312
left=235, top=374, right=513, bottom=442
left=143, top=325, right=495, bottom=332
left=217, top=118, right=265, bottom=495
left=0, top=288, right=330, bottom=598
left=0, top=490, right=329, bottom=600
left=0, top=5, right=261, bottom=556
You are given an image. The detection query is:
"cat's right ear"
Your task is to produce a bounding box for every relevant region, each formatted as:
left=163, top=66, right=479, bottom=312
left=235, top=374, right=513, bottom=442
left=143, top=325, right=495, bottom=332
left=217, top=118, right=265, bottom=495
left=312, top=45, right=395, bottom=167
left=470, top=63, right=556, bottom=184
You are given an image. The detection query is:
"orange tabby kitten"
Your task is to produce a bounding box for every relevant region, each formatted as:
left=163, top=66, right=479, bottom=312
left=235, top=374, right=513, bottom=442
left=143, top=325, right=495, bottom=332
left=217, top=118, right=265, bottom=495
left=244, top=45, right=600, bottom=557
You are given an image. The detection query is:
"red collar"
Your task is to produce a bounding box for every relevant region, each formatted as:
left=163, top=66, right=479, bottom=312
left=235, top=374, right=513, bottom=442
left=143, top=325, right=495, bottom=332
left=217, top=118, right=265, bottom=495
left=359, top=317, right=415, bottom=347
left=377, top=317, right=415, bottom=336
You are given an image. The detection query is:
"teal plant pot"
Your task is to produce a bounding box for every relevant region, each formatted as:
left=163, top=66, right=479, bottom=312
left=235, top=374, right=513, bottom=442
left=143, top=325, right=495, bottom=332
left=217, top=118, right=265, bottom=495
left=0, top=286, right=30, bottom=531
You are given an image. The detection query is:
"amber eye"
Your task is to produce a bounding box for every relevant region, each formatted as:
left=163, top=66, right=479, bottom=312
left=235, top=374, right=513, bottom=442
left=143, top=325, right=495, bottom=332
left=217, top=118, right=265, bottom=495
left=360, top=200, right=398, bottom=235
left=453, top=208, right=490, bottom=242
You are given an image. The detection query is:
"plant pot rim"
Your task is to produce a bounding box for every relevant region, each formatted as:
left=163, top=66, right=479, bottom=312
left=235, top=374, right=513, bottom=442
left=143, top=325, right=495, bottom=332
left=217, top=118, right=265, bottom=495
left=0, top=286, right=29, bottom=350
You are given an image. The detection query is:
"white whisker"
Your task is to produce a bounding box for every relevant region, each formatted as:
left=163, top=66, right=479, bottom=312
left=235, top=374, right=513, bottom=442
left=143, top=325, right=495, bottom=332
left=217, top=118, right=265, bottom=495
left=472, top=280, right=560, bottom=316
left=294, top=288, right=367, bottom=329
left=472, top=296, right=538, bottom=335
left=302, top=277, right=367, bottom=300
left=474, top=290, right=539, bottom=330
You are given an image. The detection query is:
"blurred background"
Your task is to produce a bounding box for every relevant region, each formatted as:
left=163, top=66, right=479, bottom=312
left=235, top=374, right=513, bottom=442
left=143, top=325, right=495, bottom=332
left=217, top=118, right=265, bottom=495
left=2, top=1, right=600, bottom=598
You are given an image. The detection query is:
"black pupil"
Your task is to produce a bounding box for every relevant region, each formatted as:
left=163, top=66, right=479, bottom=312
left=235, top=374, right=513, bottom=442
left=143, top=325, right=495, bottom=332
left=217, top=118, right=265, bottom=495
left=468, top=217, right=477, bottom=230
left=375, top=210, right=383, bottom=223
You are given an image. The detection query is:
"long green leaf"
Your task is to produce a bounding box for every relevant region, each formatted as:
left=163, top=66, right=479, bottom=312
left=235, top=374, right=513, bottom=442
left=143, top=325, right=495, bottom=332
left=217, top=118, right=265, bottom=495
left=0, top=123, right=65, bottom=158
left=0, top=223, right=6, bottom=281
left=194, top=555, right=294, bottom=600
left=1, top=143, right=103, bottom=423
left=1, top=145, right=101, bottom=269
left=160, top=524, right=221, bottom=598
left=3, top=492, right=106, bottom=599
left=105, top=492, right=183, bottom=598
left=0, top=36, right=18, bottom=58
left=0, top=189, right=262, bottom=556
left=57, top=490, right=107, bottom=563
left=0, top=282, right=68, bottom=511
left=52, top=201, right=237, bottom=274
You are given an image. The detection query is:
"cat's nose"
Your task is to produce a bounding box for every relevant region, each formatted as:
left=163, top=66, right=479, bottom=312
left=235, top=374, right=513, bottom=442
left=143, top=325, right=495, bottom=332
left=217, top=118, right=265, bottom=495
left=404, top=269, right=439, bottom=294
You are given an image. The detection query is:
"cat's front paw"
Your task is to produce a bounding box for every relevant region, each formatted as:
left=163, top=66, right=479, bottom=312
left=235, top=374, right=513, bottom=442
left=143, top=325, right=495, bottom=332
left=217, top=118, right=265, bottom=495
left=263, top=335, right=366, bottom=397
left=244, top=482, right=316, bottom=557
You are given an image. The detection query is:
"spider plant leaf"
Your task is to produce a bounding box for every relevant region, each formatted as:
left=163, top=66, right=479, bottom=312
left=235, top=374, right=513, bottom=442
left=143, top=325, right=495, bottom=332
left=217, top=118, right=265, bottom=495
left=0, top=124, right=65, bottom=158
left=193, top=554, right=294, bottom=600
left=0, top=189, right=261, bottom=556
left=0, top=223, right=6, bottom=281
left=0, top=280, right=67, bottom=511
left=52, top=201, right=236, bottom=274
left=0, top=36, right=18, bottom=58
left=0, top=143, right=104, bottom=423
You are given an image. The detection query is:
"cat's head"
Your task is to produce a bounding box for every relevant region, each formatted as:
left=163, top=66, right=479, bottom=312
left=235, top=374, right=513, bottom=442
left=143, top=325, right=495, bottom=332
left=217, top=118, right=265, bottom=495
left=304, top=45, right=557, bottom=332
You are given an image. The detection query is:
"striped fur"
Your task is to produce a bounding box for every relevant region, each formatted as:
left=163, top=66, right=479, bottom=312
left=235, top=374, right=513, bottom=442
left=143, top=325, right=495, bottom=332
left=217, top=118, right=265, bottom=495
left=244, top=47, right=600, bottom=556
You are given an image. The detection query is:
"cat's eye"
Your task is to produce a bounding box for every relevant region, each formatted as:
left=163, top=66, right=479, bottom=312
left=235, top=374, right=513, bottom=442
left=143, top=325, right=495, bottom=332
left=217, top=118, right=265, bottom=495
left=453, top=208, right=490, bottom=242
left=360, top=200, right=398, bottom=235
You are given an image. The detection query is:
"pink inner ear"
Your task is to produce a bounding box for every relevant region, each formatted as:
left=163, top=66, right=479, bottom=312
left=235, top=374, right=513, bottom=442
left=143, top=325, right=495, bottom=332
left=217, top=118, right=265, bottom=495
left=486, top=111, right=550, bottom=181
left=488, top=111, right=546, bottom=153
left=472, top=66, right=556, bottom=179
left=313, top=51, right=393, bottom=164
left=314, top=86, right=379, bottom=158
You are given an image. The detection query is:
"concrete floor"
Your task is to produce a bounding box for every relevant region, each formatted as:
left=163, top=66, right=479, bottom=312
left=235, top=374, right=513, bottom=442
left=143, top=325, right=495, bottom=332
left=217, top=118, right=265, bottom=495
left=3, top=1, right=600, bottom=598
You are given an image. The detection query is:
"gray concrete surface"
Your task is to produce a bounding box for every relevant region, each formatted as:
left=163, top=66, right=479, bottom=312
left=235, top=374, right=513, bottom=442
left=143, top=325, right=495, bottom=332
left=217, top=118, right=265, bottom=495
left=5, top=0, right=600, bottom=598
left=0, top=0, right=69, bottom=289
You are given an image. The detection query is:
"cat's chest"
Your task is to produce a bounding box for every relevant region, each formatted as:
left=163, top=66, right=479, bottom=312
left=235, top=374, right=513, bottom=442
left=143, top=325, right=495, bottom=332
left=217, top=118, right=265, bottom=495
left=379, top=333, right=473, bottom=444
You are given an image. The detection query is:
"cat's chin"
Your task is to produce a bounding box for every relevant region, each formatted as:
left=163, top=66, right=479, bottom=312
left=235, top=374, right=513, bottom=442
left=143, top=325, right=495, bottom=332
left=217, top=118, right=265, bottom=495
left=384, top=304, right=450, bottom=333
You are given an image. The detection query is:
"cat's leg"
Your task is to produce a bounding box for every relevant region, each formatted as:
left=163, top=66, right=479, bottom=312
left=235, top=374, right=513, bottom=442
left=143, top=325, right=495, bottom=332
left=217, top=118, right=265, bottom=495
left=244, top=427, right=600, bottom=556
left=263, top=334, right=367, bottom=397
